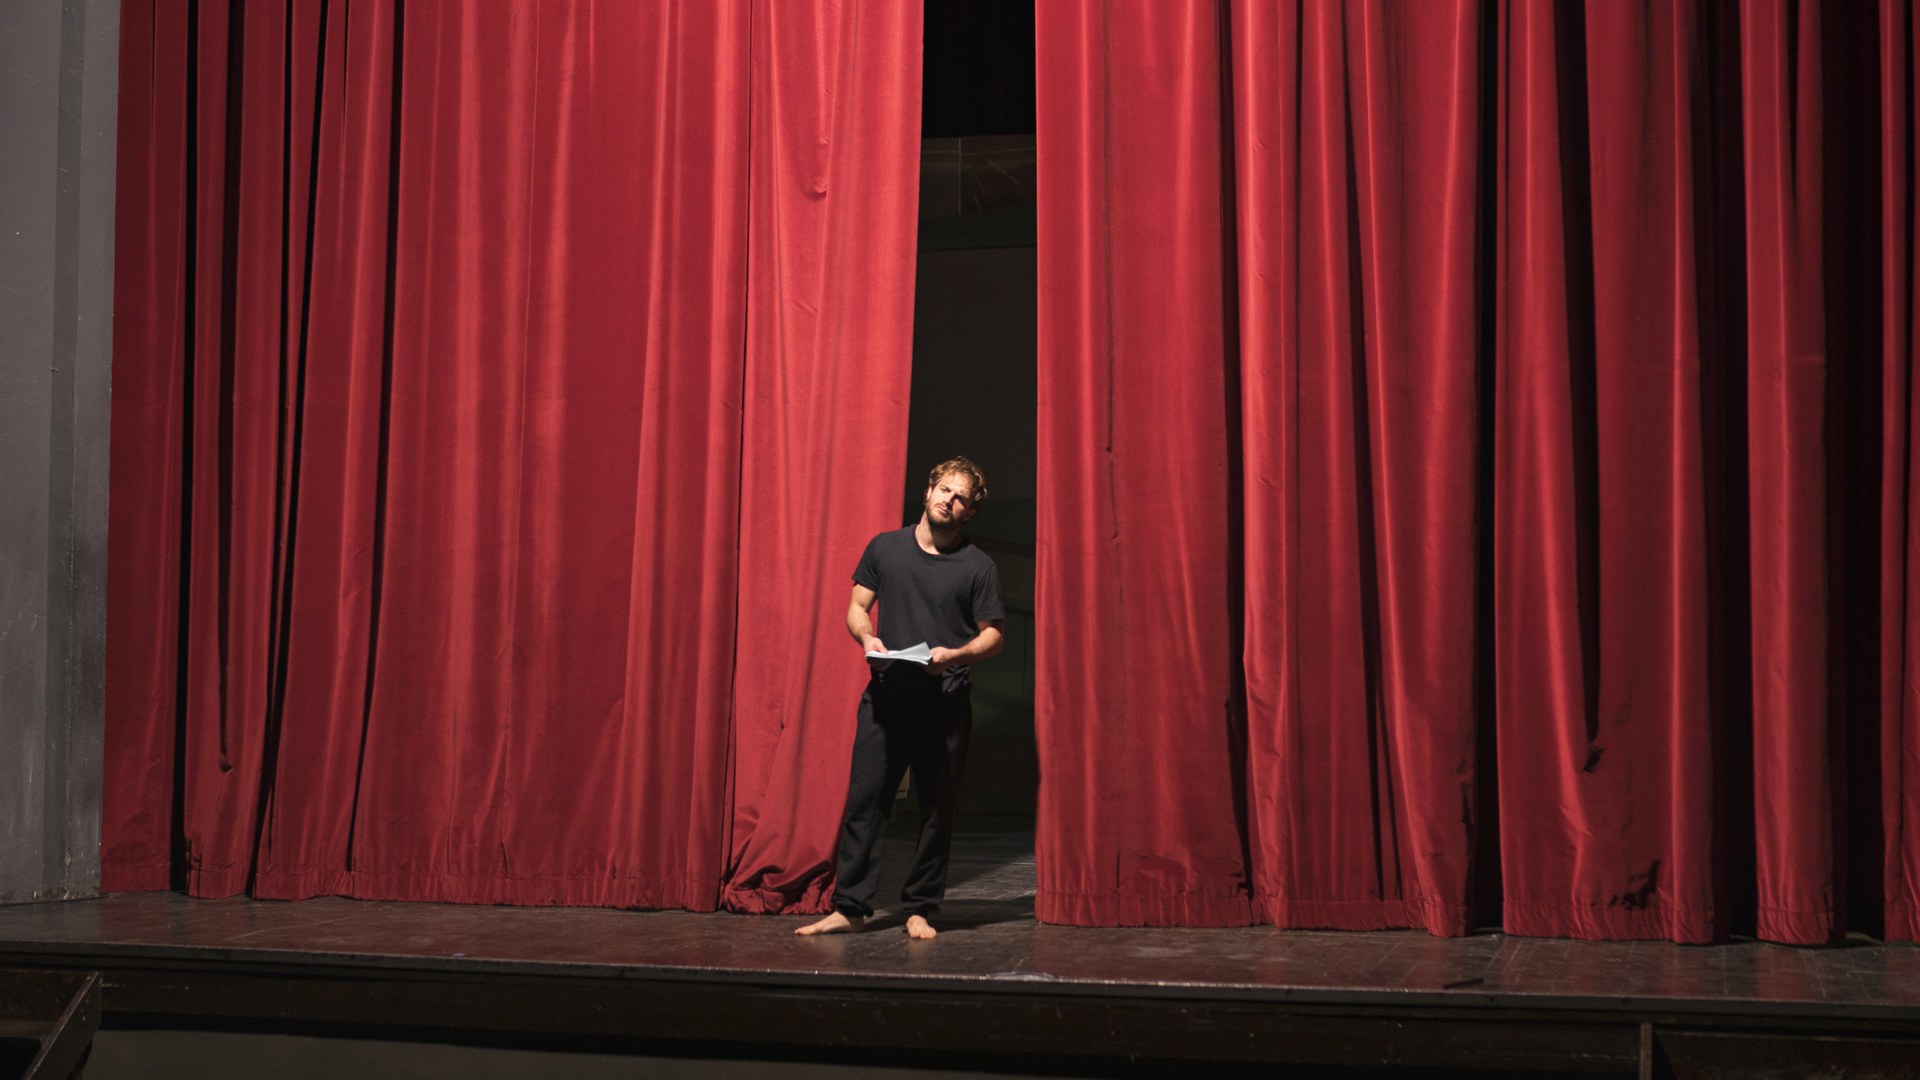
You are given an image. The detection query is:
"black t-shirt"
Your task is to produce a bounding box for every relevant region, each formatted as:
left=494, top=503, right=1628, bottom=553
left=853, top=526, right=1005, bottom=689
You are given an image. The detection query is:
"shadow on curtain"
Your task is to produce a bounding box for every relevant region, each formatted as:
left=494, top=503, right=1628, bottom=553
left=1035, top=0, right=1919, bottom=944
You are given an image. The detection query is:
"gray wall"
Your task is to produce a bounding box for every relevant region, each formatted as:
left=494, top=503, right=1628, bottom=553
left=1, top=0, right=120, bottom=904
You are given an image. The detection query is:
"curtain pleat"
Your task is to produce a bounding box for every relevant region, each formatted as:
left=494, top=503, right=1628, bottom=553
left=1232, top=0, right=1482, bottom=937
left=1495, top=0, right=1721, bottom=942
left=102, top=0, right=919, bottom=911
left=1739, top=0, right=1834, bottom=945
left=101, top=0, right=193, bottom=892
left=1033, top=2, right=1252, bottom=927
left=721, top=0, right=922, bottom=914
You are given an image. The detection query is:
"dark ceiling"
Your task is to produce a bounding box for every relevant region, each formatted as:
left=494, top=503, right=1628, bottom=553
left=923, top=1, right=1035, bottom=138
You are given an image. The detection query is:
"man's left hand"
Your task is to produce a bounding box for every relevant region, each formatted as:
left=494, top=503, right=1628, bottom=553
left=927, top=647, right=960, bottom=674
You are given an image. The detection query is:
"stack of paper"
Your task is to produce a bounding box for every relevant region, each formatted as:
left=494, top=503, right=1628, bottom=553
left=864, top=642, right=932, bottom=666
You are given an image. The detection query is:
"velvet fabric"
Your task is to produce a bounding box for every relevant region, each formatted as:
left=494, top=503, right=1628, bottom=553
left=102, top=0, right=920, bottom=911
left=1035, top=0, right=1920, bottom=943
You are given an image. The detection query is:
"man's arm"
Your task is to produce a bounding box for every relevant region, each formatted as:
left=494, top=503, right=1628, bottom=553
left=847, top=584, right=883, bottom=653
left=928, top=620, right=1005, bottom=673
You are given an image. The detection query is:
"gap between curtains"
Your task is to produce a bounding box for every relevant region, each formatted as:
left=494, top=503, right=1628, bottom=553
left=1036, top=0, right=1920, bottom=944
left=102, top=0, right=919, bottom=912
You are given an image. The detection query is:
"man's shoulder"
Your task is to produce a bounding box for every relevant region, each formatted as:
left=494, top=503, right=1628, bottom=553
left=858, top=526, right=915, bottom=565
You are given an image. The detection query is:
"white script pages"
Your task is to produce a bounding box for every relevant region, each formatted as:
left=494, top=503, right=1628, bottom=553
left=864, top=642, right=932, bottom=667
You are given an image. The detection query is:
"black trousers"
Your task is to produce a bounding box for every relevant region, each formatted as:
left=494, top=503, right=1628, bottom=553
left=830, top=670, right=973, bottom=919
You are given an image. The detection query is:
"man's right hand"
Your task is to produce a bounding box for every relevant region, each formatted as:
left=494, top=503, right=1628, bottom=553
left=862, top=636, right=887, bottom=654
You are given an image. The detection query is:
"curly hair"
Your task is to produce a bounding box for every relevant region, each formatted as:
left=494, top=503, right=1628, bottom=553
left=926, top=456, right=988, bottom=507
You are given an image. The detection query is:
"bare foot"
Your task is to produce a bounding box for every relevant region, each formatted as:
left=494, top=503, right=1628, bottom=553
left=795, top=911, right=865, bottom=936
left=905, top=914, right=938, bottom=940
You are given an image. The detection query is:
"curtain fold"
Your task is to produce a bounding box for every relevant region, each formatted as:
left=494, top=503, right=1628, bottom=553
left=1736, top=0, right=1830, bottom=945
left=1232, top=0, right=1482, bottom=937
left=1036, top=0, right=1920, bottom=943
left=1883, top=0, right=1920, bottom=941
left=720, top=0, right=922, bottom=914
left=1033, top=2, right=1252, bottom=927
left=102, top=0, right=919, bottom=911
left=1493, top=0, right=1721, bottom=941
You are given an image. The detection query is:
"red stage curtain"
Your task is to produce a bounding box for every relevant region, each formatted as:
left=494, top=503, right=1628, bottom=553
left=1033, top=3, right=1250, bottom=927
left=1882, top=0, right=1920, bottom=942
left=720, top=1, right=923, bottom=915
left=102, top=0, right=919, bottom=910
left=1037, top=0, right=1920, bottom=944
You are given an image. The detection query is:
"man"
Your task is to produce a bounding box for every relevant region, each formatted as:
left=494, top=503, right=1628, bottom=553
left=795, top=457, right=1005, bottom=940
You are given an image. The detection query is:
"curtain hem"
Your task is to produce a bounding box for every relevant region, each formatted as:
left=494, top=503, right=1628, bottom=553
left=243, top=868, right=720, bottom=911
left=101, top=861, right=174, bottom=893
left=1252, top=895, right=1472, bottom=937
left=1755, top=905, right=1840, bottom=946
left=1035, top=888, right=1254, bottom=927
left=1884, top=900, right=1919, bottom=941
left=719, top=880, right=833, bottom=916
left=1503, top=899, right=1718, bottom=943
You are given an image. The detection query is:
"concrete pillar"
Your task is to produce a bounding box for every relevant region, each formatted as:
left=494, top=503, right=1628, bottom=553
left=0, top=0, right=120, bottom=904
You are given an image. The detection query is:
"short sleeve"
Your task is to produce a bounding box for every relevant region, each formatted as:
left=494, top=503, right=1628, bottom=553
left=972, top=555, right=1006, bottom=625
left=852, top=535, right=883, bottom=591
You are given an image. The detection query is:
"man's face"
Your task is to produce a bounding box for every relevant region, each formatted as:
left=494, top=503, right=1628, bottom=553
left=924, top=472, right=978, bottom=528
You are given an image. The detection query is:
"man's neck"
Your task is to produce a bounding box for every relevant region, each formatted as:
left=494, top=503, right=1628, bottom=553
left=915, top=515, right=964, bottom=554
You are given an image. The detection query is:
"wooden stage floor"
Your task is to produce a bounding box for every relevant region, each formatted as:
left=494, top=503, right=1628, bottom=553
left=3, top=826, right=1918, bottom=1077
